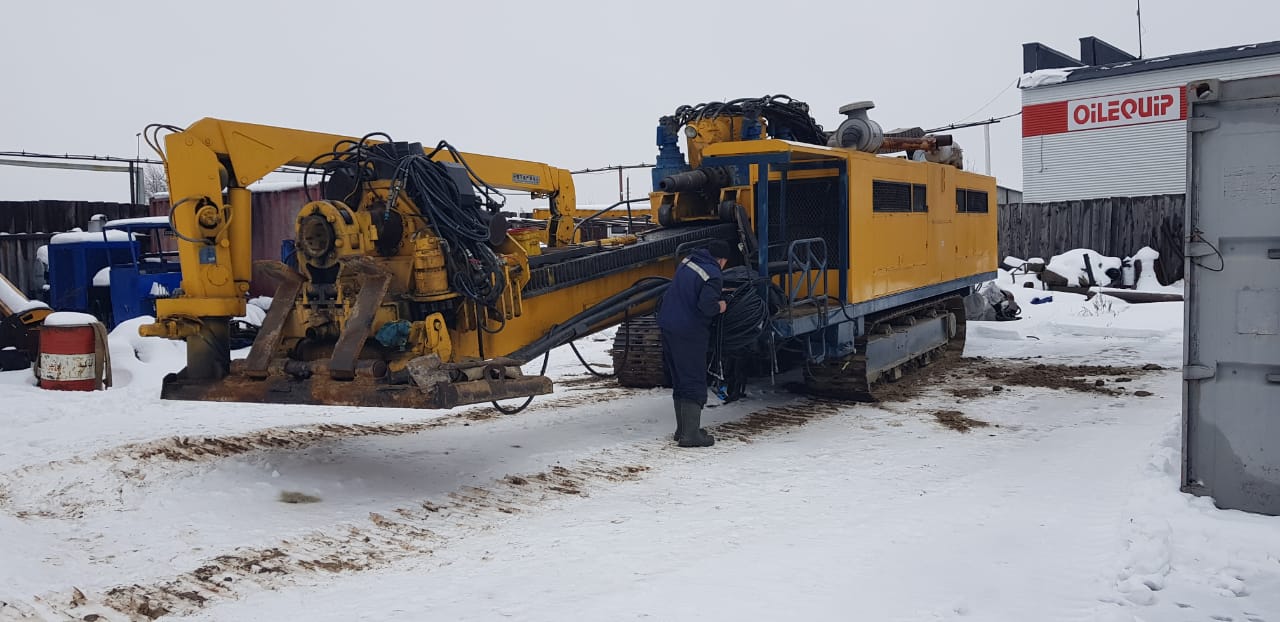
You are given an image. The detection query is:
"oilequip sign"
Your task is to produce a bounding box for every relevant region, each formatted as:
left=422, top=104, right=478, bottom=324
left=1067, top=87, right=1183, bottom=131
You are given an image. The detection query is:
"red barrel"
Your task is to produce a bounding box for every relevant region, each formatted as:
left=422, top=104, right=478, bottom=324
left=37, top=315, right=101, bottom=391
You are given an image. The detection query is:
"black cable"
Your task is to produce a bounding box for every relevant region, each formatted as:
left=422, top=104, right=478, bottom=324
left=569, top=340, right=613, bottom=378
left=1188, top=229, right=1225, bottom=272
left=491, top=351, right=551, bottom=415
left=706, top=267, right=772, bottom=401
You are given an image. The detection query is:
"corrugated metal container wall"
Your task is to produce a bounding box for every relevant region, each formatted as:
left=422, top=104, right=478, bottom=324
left=150, top=185, right=315, bottom=296
left=1021, top=54, right=1280, bottom=203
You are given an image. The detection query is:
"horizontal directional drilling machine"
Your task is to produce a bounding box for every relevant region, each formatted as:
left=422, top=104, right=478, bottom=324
left=141, top=95, right=995, bottom=411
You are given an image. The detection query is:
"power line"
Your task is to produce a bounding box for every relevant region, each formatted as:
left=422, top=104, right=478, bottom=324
left=956, top=78, right=1019, bottom=124
left=926, top=110, right=1022, bottom=134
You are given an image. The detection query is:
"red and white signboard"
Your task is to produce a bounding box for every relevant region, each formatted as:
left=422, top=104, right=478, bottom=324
left=1067, top=87, right=1182, bottom=130
left=1022, top=86, right=1187, bottom=137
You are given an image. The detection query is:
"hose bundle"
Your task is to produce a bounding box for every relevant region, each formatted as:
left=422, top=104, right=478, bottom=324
left=711, top=267, right=771, bottom=357
left=708, top=266, right=773, bottom=402
left=668, top=95, right=829, bottom=146
left=305, top=134, right=510, bottom=312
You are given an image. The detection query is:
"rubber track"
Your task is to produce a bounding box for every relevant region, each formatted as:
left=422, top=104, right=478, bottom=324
left=610, top=315, right=668, bottom=388
left=804, top=295, right=967, bottom=401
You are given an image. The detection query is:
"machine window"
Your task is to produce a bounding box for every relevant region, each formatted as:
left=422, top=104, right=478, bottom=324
left=873, top=181, right=927, bottom=213
left=957, top=188, right=989, bottom=213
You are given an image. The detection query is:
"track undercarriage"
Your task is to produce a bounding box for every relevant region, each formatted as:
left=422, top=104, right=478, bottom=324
left=610, top=295, right=967, bottom=402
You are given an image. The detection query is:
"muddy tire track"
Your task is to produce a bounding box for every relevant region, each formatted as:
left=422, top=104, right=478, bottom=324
left=26, top=393, right=858, bottom=620
left=0, top=386, right=635, bottom=520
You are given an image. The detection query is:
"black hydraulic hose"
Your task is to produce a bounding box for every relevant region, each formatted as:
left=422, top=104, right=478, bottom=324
left=569, top=340, right=614, bottom=378
left=507, top=277, right=671, bottom=363
left=492, top=350, right=551, bottom=415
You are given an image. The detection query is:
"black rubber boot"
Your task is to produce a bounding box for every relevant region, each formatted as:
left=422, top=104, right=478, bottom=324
left=675, top=400, right=715, bottom=448
left=672, top=398, right=684, bottom=442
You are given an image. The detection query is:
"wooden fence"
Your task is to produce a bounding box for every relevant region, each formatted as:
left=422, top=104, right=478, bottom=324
left=0, top=201, right=148, bottom=297
left=998, top=194, right=1185, bottom=284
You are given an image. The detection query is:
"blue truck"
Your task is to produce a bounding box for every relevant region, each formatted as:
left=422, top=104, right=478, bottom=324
left=45, top=217, right=183, bottom=328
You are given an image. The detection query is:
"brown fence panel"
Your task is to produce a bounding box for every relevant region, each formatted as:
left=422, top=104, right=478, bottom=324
left=999, top=193, right=1185, bottom=283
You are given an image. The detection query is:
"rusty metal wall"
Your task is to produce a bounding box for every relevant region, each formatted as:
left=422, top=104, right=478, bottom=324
left=0, top=201, right=148, bottom=297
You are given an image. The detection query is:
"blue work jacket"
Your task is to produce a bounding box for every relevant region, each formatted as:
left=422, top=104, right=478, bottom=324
left=656, top=249, right=723, bottom=337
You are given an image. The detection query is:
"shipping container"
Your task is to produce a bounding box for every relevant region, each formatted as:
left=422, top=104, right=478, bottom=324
left=1182, top=73, right=1280, bottom=516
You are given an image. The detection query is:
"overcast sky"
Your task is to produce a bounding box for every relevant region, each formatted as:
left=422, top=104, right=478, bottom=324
left=1, top=0, right=1277, bottom=208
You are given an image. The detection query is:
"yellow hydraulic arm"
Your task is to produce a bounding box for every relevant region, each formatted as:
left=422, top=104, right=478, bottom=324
left=140, top=118, right=581, bottom=387
left=142, top=118, right=577, bottom=348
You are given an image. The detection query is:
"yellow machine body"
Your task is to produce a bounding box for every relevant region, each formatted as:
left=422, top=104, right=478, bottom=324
left=142, top=119, right=716, bottom=409
left=652, top=139, right=996, bottom=311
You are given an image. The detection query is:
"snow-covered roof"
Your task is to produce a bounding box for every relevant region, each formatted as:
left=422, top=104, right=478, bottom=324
left=49, top=230, right=136, bottom=245
left=104, top=216, right=170, bottom=229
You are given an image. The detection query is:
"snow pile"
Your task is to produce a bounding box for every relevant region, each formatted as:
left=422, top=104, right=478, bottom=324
left=1007, top=247, right=1180, bottom=293
left=92, top=267, right=112, bottom=287
left=1047, top=248, right=1123, bottom=287
left=0, top=274, right=48, bottom=314
left=248, top=296, right=273, bottom=312
left=967, top=269, right=1183, bottom=348
left=1018, top=67, right=1077, bottom=88
left=235, top=303, right=266, bottom=327
left=43, top=311, right=101, bottom=327
left=104, top=316, right=187, bottom=390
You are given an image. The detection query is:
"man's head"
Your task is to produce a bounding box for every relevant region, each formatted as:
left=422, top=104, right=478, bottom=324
left=707, top=240, right=732, bottom=269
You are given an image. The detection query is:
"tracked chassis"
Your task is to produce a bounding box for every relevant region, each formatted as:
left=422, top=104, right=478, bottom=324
left=610, top=295, right=967, bottom=402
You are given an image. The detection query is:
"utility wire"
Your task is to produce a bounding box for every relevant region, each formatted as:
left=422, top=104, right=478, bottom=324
left=955, top=78, right=1019, bottom=124
left=926, top=110, right=1022, bottom=134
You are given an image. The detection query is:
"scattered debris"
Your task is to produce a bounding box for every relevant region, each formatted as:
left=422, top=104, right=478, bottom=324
left=980, top=363, right=1149, bottom=396
left=933, top=411, right=991, bottom=433
left=278, top=491, right=321, bottom=504
left=1141, top=363, right=1163, bottom=371
left=1134, top=391, right=1154, bottom=397
left=950, top=388, right=988, bottom=400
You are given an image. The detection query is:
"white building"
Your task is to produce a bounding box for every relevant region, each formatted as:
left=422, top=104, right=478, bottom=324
left=1020, top=37, right=1280, bottom=203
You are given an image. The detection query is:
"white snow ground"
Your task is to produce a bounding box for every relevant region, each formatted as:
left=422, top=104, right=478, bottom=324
left=1, top=283, right=1278, bottom=622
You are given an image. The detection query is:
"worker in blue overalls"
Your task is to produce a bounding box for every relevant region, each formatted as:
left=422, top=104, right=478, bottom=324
left=656, top=239, right=731, bottom=448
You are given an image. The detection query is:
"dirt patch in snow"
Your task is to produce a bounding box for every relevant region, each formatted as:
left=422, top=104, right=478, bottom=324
left=933, top=410, right=991, bottom=433
left=950, top=387, right=992, bottom=400
left=111, top=388, right=631, bottom=464
left=556, top=375, right=615, bottom=389
left=978, top=363, right=1149, bottom=396
left=713, top=399, right=846, bottom=442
